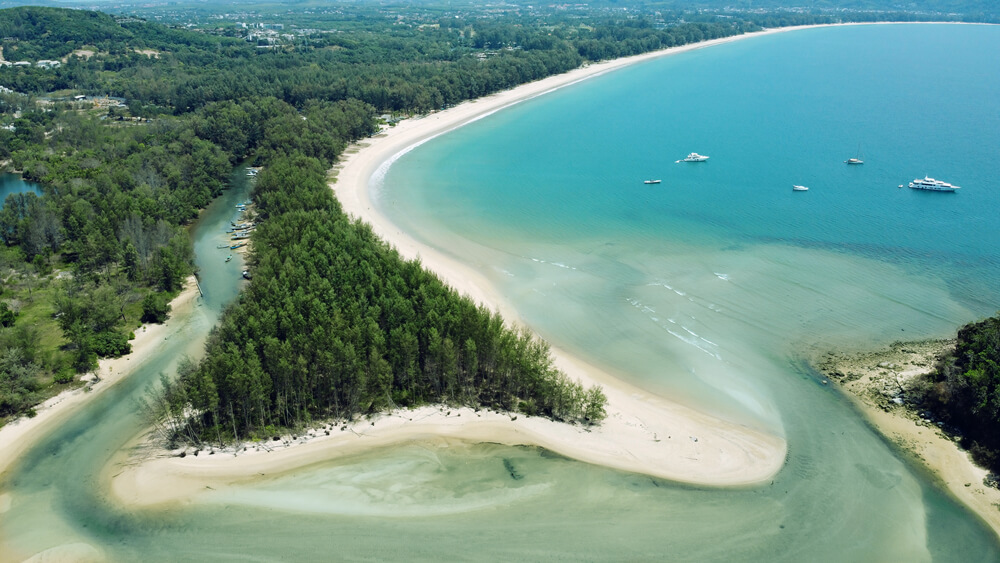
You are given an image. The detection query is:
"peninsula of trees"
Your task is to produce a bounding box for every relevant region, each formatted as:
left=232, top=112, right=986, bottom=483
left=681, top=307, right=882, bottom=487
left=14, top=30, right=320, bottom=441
left=161, top=154, right=607, bottom=444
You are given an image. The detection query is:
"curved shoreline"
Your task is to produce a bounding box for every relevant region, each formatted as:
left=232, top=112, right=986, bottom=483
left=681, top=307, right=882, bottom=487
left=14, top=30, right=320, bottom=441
left=326, top=24, right=801, bottom=483
left=105, top=26, right=819, bottom=508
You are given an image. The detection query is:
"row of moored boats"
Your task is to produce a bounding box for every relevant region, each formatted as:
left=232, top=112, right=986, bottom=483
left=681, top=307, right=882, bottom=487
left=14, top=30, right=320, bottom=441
left=644, top=152, right=961, bottom=193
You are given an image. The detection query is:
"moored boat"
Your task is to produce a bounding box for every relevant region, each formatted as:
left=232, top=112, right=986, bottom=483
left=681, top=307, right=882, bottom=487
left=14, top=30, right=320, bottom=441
left=846, top=144, right=864, bottom=164
left=908, top=176, right=960, bottom=192
left=792, top=185, right=809, bottom=191
left=681, top=152, right=709, bottom=162
left=644, top=179, right=662, bottom=184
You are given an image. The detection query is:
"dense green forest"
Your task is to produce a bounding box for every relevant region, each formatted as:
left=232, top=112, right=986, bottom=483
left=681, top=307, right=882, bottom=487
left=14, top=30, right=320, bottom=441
left=0, top=106, right=227, bottom=416
left=0, top=7, right=758, bottom=114
left=924, top=315, right=1000, bottom=471
left=1, top=2, right=994, bottom=431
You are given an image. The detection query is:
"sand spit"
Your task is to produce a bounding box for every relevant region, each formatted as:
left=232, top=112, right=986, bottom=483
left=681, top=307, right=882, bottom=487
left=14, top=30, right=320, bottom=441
left=0, top=278, right=201, bottom=481
left=110, top=360, right=785, bottom=508
left=106, top=27, right=818, bottom=508
left=817, top=341, right=1000, bottom=538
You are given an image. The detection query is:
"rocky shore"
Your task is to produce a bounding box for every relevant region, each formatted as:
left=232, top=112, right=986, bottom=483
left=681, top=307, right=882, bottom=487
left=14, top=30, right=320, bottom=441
left=814, top=339, right=1000, bottom=537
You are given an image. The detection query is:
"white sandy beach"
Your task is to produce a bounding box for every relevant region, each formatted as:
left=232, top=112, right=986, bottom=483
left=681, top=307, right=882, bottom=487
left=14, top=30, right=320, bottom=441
left=104, top=27, right=827, bottom=508
left=0, top=278, right=201, bottom=486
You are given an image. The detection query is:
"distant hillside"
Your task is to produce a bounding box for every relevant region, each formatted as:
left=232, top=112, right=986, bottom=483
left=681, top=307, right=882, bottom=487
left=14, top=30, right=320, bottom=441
left=0, top=7, right=133, bottom=60
left=0, top=6, right=229, bottom=62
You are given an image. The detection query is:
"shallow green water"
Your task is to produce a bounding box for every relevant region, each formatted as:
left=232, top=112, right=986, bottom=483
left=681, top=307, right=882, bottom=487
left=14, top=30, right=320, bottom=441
left=1, top=25, right=999, bottom=562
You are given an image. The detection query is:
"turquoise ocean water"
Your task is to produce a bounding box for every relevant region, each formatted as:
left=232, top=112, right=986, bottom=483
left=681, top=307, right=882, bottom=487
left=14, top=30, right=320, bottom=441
left=2, top=24, right=1000, bottom=562
left=382, top=24, right=1000, bottom=424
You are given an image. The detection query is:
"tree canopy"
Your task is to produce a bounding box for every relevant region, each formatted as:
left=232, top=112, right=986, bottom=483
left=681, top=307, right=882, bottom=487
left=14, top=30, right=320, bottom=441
left=164, top=152, right=606, bottom=444
left=928, top=315, right=1000, bottom=470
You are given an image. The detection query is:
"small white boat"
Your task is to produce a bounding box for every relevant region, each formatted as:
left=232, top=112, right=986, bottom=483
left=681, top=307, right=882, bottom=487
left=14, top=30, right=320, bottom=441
left=644, top=179, right=662, bottom=184
left=792, top=185, right=809, bottom=191
left=681, top=152, right=709, bottom=162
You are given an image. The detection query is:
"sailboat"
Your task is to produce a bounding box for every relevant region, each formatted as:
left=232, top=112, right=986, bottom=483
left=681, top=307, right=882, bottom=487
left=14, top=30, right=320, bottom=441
left=845, top=145, right=864, bottom=165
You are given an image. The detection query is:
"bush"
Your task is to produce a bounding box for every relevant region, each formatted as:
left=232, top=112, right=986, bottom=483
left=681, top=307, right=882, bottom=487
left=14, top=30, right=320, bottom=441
left=92, top=330, right=132, bottom=358
left=141, top=292, right=171, bottom=323
left=0, top=302, right=16, bottom=328
left=53, top=368, right=74, bottom=384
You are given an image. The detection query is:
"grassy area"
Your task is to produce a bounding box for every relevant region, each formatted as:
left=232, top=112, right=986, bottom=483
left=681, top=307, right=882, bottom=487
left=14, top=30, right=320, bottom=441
left=0, top=250, right=183, bottom=428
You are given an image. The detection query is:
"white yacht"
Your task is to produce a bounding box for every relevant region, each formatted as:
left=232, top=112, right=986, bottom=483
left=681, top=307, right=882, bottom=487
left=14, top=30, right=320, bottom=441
left=682, top=152, right=709, bottom=162
left=792, top=185, right=809, bottom=191
left=908, top=177, right=960, bottom=192
left=643, top=179, right=662, bottom=184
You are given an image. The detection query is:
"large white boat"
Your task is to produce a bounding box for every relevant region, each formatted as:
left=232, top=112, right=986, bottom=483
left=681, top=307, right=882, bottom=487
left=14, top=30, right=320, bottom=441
left=792, top=185, right=809, bottom=191
left=908, top=176, right=960, bottom=192
left=682, top=152, right=709, bottom=162
left=643, top=179, right=662, bottom=184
